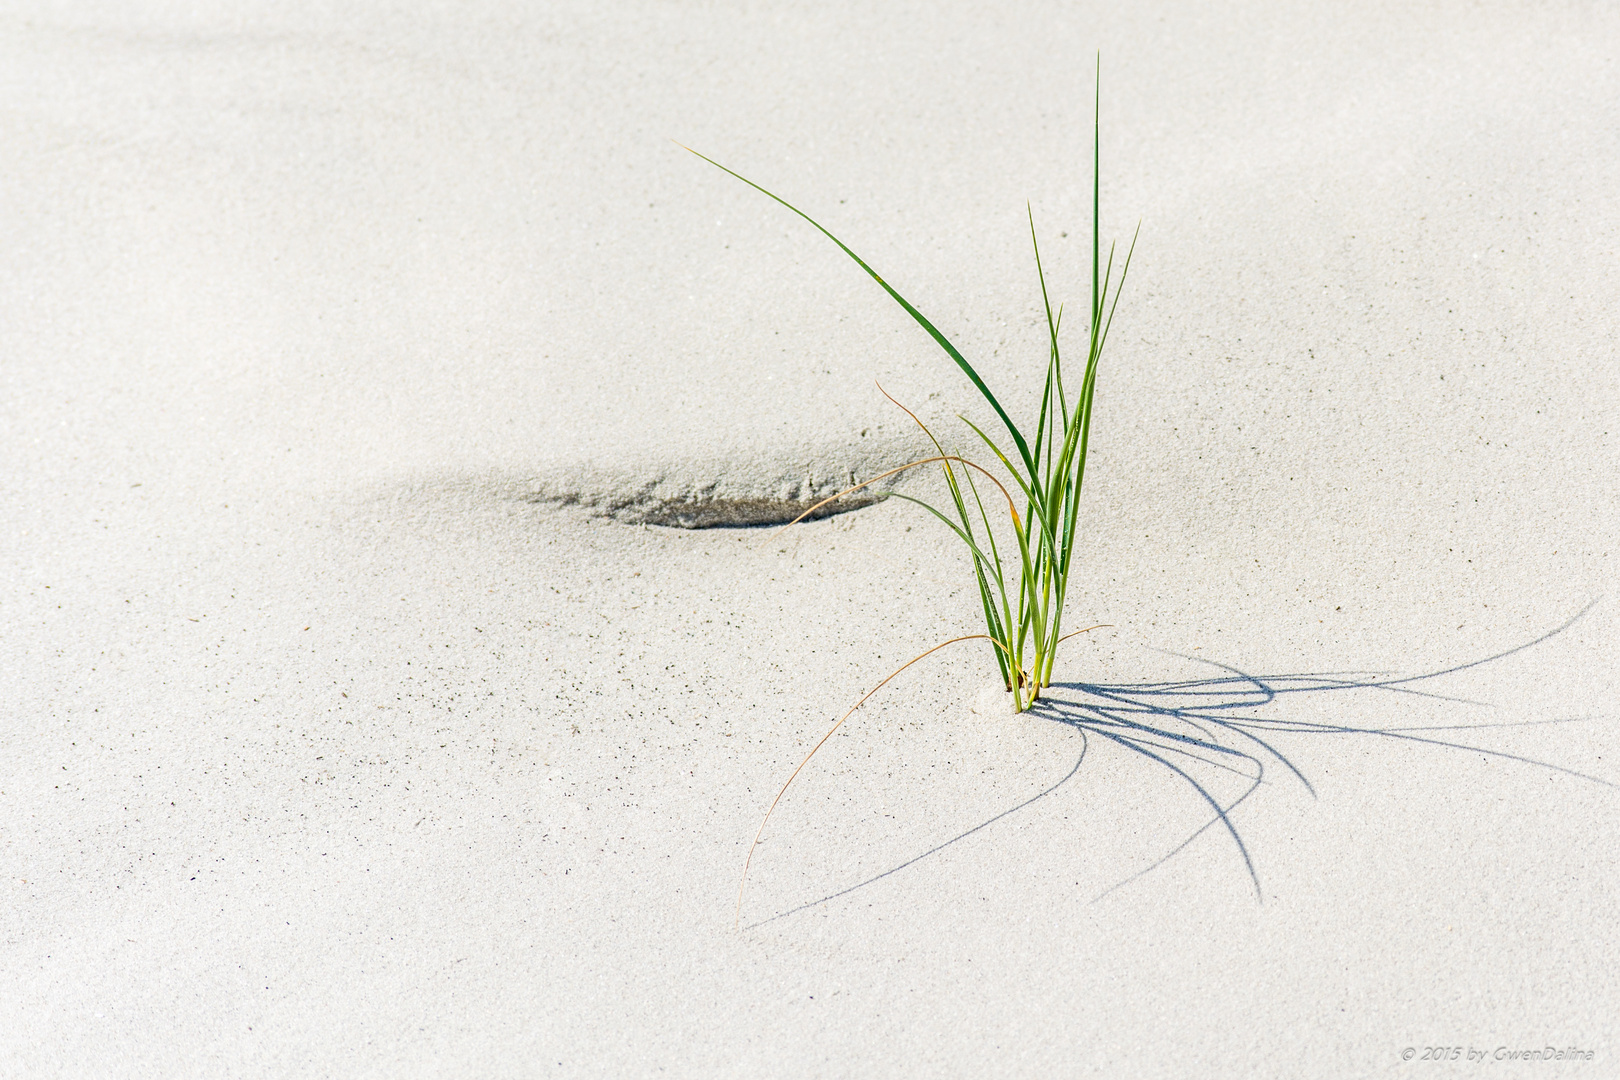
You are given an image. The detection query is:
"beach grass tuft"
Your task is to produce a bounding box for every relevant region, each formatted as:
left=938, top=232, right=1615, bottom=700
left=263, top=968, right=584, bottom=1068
left=687, top=60, right=1135, bottom=923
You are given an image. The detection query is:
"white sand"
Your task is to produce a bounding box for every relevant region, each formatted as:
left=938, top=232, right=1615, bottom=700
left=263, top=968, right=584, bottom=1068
left=4, top=2, right=1618, bottom=1075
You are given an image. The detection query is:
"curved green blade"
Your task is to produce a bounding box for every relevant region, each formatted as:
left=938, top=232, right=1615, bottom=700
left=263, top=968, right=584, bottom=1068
left=677, top=142, right=1037, bottom=485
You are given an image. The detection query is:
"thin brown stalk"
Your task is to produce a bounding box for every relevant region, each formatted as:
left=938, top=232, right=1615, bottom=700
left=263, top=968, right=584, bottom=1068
left=736, top=633, right=988, bottom=928
left=766, top=455, right=1017, bottom=544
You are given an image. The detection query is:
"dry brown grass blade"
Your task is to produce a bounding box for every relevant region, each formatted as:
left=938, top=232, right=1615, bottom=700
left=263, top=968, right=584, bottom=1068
left=735, top=633, right=988, bottom=928
left=875, top=383, right=939, bottom=445
left=762, top=454, right=1017, bottom=547
left=1058, top=623, right=1112, bottom=645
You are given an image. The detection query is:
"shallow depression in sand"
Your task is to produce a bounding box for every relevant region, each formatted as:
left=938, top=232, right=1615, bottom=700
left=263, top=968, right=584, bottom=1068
left=513, top=434, right=924, bottom=527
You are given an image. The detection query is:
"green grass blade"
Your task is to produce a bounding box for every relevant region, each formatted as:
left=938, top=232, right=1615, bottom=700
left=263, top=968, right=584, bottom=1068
left=678, top=142, right=1039, bottom=484
left=1097, top=224, right=1141, bottom=360
left=1029, top=204, right=1061, bottom=470
left=888, top=489, right=1015, bottom=680
left=1092, top=55, right=1101, bottom=339
left=886, top=493, right=1008, bottom=587
left=957, top=467, right=1019, bottom=671
left=955, top=416, right=1040, bottom=516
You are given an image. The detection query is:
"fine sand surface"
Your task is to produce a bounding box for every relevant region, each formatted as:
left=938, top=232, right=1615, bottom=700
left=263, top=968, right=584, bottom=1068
left=4, top=2, right=1619, bottom=1076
